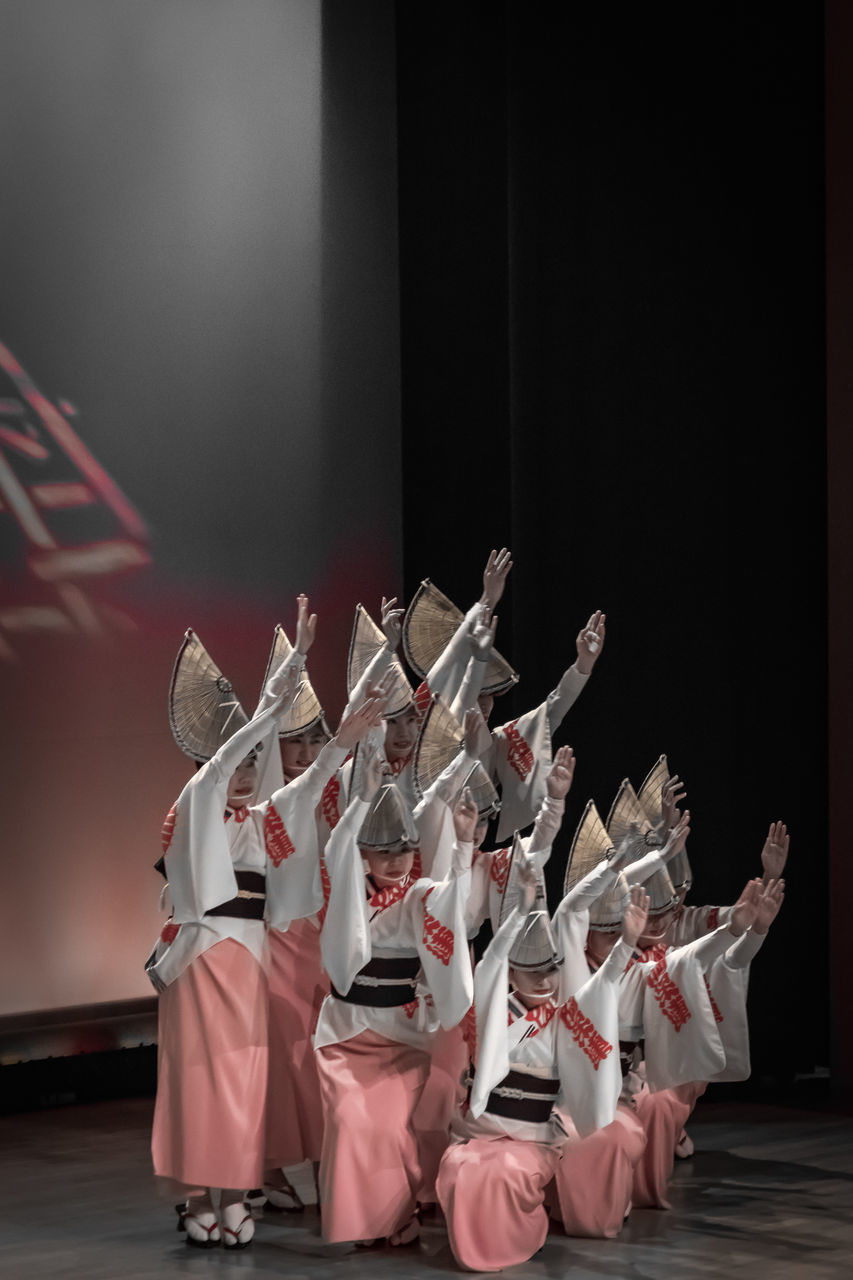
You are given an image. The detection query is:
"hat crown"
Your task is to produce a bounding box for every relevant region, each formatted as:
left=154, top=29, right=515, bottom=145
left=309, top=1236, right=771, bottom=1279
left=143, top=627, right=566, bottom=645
left=498, top=836, right=560, bottom=969
left=358, top=778, right=419, bottom=850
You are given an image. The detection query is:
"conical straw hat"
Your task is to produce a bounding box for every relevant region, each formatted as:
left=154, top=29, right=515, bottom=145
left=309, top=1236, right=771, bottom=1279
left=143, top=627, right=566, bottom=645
left=263, top=624, right=328, bottom=737
left=412, top=696, right=463, bottom=799
left=637, top=754, right=693, bottom=892
left=169, top=629, right=249, bottom=762
left=497, top=835, right=560, bottom=970
left=357, top=777, right=420, bottom=851
left=564, top=799, right=614, bottom=894
left=347, top=603, right=414, bottom=719
left=402, top=579, right=518, bottom=695
left=606, top=779, right=676, bottom=915
left=587, top=870, right=631, bottom=932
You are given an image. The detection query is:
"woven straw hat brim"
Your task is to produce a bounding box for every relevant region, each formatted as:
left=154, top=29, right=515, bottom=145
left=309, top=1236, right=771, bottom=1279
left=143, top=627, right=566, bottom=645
left=637, top=754, right=669, bottom=827
left=461, top=760, right=500, bottom=818
left=263, top=624, right=327, bottom=736
left=402, top=579, right=518, bottom=695
left=169, top=629, right=249, bottom=762
left=412, top=696, right=463, bottom=801
left=606, top=778, right=656, bottom=849
left=564, top=799, right=614, bottom=894
left=347, top=604, right=414, bottom=719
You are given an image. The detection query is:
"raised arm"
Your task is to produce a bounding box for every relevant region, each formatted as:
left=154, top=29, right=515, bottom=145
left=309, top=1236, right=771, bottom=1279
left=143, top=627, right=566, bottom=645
left=545, top=610, right=606, bottom=735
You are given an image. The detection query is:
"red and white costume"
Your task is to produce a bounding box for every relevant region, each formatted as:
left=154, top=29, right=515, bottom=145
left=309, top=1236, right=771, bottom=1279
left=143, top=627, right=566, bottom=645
left=437, top=899, right=629, bottom=1273
left=313, top=787, right=473, bottom=1244
left=149, top=651, right=345, bottom=1193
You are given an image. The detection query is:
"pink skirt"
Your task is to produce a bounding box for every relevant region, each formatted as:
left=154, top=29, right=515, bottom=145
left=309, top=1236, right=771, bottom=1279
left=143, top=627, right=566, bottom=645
left=151, top=939, right=267, bottom=1191
left=553, top=1103, right=646, bottom=1236
left=412, top=1022, right=468, bottom=1204
left=266, top=920, right=328, bottom=1167
left=631, top=1084, right=692, bottom=1208
left=437, top=1137, right=559, bottom=1272
left=315, top=1029, right=429, bottom=1243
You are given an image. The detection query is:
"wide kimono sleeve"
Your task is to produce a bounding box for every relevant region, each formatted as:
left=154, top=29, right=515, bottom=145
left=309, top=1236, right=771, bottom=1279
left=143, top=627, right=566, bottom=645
left=164, top=651, right=304, bottom=922
left=554, top=938, right=632, bottom=1137
left=669, top=903, right=734, bottom=945
left=413, top=748, right=478, bottom=880
left=639, top=926, right=737, bottom=1090
left=552, top=848, right=667, bottom=1001
left=264, top=739, right=350, bottom=929
left=703, top=927, right=766, bottom=1081
left=420, top=602, right=481, bottom=707
left=405, top=839, right=474, bottom=1031
left=491, top=664, right=588, bottom=842
left=468, top=906, right=526, bottom=1118
left=318, top=795, right=373, bottom=995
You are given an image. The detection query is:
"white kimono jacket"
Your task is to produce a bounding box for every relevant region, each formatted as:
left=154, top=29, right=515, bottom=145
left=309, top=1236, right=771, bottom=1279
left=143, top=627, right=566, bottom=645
left=146, top=650, right=348, bottom=989
left=459, top=903, right=632, bottom=1145
left=315, top=793, right=474, bottom=1053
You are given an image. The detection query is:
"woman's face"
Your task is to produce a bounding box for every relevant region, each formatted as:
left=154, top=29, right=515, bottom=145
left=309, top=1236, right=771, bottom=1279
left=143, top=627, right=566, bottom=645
left=363, top=846, right=415, bottom=888
left=474, top=818, right=488, bottom=850
left=383, top=708, right=420, bottom=763
left=280, top=728, right=327, bottom=782
left=636, top=906, right=675, bottom=950
left=585, top=929, right=618, bottom=965
left=227, top=754, right=258, bottom=808
left=509, top=964, right=559, bottom=1008
left=477, top=692, right=495, bottom=723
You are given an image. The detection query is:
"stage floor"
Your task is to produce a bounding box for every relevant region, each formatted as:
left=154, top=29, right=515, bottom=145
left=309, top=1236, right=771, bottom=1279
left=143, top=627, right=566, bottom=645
left=1, top=1098, right=851, bottom=1279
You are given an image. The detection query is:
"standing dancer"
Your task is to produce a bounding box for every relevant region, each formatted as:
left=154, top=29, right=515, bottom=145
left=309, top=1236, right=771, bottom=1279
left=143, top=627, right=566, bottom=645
left=148, top=599, right=382, bottom=1248
left=314, top=753, right=475, bottom=1247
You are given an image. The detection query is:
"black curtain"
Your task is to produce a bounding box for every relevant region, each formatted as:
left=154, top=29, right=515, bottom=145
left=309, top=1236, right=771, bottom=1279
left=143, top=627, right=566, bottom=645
left=396, top=3, right=826, bottom=1082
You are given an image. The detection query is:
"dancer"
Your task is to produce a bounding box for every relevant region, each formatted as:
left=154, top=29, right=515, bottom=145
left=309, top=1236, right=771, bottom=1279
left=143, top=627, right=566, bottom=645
left=436, top=852, right=648, bottom=1272
left=314, top=751, right=475, bottom=1247
left=148, top=598, right=382, bottom=1248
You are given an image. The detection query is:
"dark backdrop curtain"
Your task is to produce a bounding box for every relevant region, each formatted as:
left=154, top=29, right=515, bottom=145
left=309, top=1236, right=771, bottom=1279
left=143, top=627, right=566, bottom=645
left=396, top=3, right=826, bottom=1083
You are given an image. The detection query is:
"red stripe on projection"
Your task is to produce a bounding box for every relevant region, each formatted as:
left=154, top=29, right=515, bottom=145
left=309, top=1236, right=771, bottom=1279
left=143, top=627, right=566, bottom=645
left=31, top=483, right=95, bottom=509
left=0, top=427, right=49, bottom=459
left=0, top=341, right=148, bottom=540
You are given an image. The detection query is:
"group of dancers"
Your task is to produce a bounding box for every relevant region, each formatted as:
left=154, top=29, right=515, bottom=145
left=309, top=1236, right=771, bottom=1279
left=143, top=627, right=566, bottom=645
left=147, top=549, right=788, bottom=1269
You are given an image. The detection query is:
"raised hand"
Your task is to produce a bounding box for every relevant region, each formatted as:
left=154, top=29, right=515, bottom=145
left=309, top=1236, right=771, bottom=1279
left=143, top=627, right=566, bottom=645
left=661, top=775, right=687, bottom=830
left=381, top=596, right=404, bottom=650
left=453, top=785, right=479, bottom=844
left=761, top=821, right=789, bottom=883
left=294, top=594, right=317, bottom=656
left=480, top=547, right=513, bottom=612
left=660, top=810, right=691, bottom=860
left=518, top=855, right=539, bottom=915
left=358, top=746, right=385, bottom=803
left=753, top=877, right=785, bottom=935
left=729, top=878, right=762, bottom=937
left=575, top=610, right=606, bottom=676
left=336, top=696, right=386, bottom=750
left=622, top=885, right=650, bottom=950
left=468, top=604, right=497, bottom=659
left=546, top=745, right=575, bottom=800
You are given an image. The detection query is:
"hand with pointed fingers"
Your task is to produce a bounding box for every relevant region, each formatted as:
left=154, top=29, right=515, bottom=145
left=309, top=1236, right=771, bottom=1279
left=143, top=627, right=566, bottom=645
left=761, top=821, right=790, bottom=883
left=480, top=547, right=513, bottom=612
left=546, top=746, right=575, bottom=799
left=453, top=785, right=479, bottom=844
left=753, top=878, right=785, bottom=935
left=575, top=610, right=606, bottom=676
left=729, top=878, right=762, bottom=936
left=336, top=697, right=386, bottom=751
left=359, top=746, right=385, bottom=803
left=661, top=775, right=687, bottom=830
left=518, top=855, right=539, bottom=915
left=610, top=829, right=639, bottom=873
left=295, top=594, right=317, bottom=656
left=622, top=886, right=650, bottom=950
left=660, top=810, right=691, bottom=860
left=469, top=604, right=497, bottom=659
left=381, top=596, right=404, bottom=649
